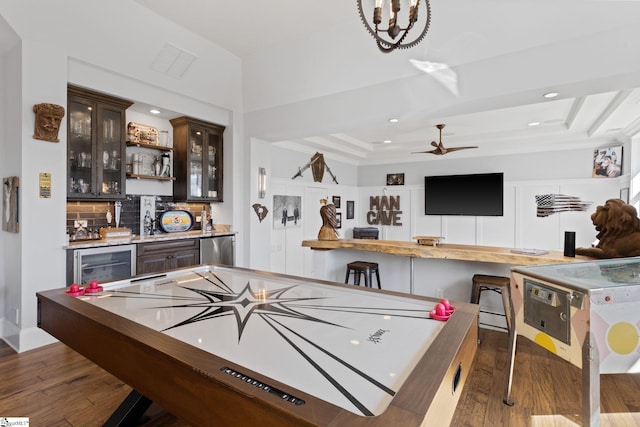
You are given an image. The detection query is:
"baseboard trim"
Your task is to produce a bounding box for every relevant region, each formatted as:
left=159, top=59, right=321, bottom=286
left=1, top=321, right=58, bottom=353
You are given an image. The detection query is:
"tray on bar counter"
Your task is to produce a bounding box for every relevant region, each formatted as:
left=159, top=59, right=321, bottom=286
left=413, top=236, right=443, bottom=246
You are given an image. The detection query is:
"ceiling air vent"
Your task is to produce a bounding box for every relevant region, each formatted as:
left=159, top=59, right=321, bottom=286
left=150, top=43, right=197, bottom=79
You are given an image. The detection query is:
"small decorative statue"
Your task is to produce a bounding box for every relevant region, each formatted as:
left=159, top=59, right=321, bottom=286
left=33, top=103, right=65, bottom=142
left=318, top=198, right=338, bottom=241
left=576, top=198, right=640, bottom=258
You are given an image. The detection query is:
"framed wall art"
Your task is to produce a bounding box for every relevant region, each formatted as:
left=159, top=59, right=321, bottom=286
left=332, top=196, right=341, bottom=209
left=3, top=176, right=19, bottom=233
left=335, top=212, right=342, bottom=229
left=273, top=195, right=302, bottom=229
left=386, top=173, right=405, bottom=185
left=592, top=146, right=622, bottom=178
left=346, top=200, right=354, bottom=219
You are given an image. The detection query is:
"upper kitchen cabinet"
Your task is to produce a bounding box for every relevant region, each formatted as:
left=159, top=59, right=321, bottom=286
left=170, top=116, right=225, bottom=202
left=67, top=86, right=133, bottom=200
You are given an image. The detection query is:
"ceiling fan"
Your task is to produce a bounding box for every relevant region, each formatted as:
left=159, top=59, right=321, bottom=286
left=413, top=124, right=478, bottom=155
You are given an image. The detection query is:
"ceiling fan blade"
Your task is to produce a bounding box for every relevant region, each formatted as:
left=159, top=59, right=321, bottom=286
left=412, top=124, right=477, bottom=155
left=411, top=149, right=439, bottom=154
left=444, top=146, right=478, bottom=152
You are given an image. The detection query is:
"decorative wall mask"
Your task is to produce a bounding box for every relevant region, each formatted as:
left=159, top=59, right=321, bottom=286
left=33, top=103, right=65, bottom=142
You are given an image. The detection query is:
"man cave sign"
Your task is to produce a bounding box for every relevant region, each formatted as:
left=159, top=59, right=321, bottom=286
left=367, top=196, right=402, bottom=226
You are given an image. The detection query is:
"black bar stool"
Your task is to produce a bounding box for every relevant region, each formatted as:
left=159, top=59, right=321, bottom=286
left=471, top=274, right=512, bottom=341
left=345, top=261, right=381, bottom=289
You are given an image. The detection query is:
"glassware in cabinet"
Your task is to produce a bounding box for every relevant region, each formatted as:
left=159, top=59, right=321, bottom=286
left=67, top=86, right=132, bottom=200
left=170, top=116, right=224, bottom=202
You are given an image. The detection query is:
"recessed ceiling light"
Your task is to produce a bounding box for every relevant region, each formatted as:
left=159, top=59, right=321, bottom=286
left=389, top=118, right=399, bottom=123
left=528, top=122, right=541, bottom=127
left=383, top=140, right=392, bottom=144
left=150, top=109, right=161, bottom=114
left=543, top=92, right=559, bottom=99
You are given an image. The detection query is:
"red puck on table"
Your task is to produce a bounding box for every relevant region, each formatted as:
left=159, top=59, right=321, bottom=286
left=84, top=280, right=103, bottom=294
left=66, top=283, right=85, bottom=297
left=429, top=299, right=455, bottom=321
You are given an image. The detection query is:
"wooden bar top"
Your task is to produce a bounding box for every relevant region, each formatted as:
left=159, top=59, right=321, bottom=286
left=301, top=239, right=592, bottom=266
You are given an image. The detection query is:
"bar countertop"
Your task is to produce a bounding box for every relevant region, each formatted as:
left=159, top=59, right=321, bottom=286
left=65, top=229, right=236, bottom=250
left=301, top=239, right=592, bottom=266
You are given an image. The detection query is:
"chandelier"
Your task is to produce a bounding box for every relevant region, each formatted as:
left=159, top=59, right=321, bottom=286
left=357, top=0, right=431, bottom=53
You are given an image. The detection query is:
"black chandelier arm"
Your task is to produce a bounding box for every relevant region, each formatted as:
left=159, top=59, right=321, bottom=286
left=357, top=0, right=431, bottom=53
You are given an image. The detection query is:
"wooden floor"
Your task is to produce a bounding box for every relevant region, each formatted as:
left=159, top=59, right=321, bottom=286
left=1, top=329, right=639, bottom=426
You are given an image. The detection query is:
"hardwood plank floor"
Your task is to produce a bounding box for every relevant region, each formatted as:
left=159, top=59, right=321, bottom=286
left=0, top=329, right=638, bottom=426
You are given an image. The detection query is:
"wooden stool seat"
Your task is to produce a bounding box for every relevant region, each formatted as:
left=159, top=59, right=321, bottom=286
left=471, top=274, right=512, bottom=339
left=345, top=261, right=381, bottom=289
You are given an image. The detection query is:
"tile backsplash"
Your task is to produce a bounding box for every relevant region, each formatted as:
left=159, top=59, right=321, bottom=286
left=66, top=196, right=213, bottom=236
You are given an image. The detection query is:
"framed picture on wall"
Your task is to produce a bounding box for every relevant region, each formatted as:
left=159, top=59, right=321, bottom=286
left=592, top=146, right=622, bottom=178
left=386, top=173, right=405, bottom=185
left=335, top=212, right=342, bottom=229
left=332, top=196, right=341, bottom=209
left=273, top=195, right=302, bottom=229
left=346, top=200, right=354, bottom=219
left=2, top=176, right=19, bottom=233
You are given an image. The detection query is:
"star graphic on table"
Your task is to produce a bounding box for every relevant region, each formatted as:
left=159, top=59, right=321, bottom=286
left=161, top=280, right=340, bottom=341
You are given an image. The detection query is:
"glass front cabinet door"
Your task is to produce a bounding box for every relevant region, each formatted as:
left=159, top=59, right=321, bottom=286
left=67, top=86, right=133, bottom=200
left=171, top=116, right=225, bottom=202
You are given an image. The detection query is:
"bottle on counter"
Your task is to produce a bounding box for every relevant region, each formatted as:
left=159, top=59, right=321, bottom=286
left=206, top=210, right=213, bottom=232
left=201, top=206, right=207, bottom=234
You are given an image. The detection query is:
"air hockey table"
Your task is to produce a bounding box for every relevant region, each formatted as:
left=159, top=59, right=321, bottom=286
left=37, top=264, right=479, bottom=427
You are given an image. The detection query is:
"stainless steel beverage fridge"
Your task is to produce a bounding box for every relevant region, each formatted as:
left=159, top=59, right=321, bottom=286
left=73, top=244, right=136, bottom=284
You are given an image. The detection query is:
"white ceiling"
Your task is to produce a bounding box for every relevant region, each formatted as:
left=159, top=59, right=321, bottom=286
left=133, top=0, right=640, bottom=165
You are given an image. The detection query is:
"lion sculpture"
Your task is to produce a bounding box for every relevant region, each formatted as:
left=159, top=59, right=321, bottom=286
left=576, top=198, right=640, bottom=258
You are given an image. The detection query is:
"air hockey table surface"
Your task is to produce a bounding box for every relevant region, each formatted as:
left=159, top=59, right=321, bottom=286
left=37, top=265, right=478, bottom=426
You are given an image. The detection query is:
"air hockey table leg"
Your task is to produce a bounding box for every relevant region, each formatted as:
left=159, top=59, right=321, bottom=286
left=103, top=390, right=152, bottom=427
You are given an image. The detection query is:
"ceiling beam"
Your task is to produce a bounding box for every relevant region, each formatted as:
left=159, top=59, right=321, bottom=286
left=588, top=89, right=633, bottom=137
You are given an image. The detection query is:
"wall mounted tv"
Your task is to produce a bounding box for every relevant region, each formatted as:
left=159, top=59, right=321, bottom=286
left=425, top=172, right=504, bottom=216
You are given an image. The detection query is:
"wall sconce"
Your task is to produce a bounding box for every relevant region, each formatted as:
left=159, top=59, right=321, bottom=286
left=258, top=167, right=267, bottom=199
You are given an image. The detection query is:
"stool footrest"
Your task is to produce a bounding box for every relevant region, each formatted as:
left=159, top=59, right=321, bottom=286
left=479, top=309, right=506, bottom=318
left=478, top=322, right=509, bottom=332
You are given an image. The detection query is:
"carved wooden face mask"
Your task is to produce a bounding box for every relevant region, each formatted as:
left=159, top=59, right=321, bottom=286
left=33, top=103, right=65, bottom=142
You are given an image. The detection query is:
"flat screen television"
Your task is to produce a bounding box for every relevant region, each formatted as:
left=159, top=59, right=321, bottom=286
left=425, top=172, right=504, bottom=216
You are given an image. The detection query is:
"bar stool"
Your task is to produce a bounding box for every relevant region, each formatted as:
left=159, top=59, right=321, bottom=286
left=471, top=274, right=512, bottom=341
left=345, top=261, right=381, bottom=289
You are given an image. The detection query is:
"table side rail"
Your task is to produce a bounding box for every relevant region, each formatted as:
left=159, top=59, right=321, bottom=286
left=37, top=291, right=336, bottom=427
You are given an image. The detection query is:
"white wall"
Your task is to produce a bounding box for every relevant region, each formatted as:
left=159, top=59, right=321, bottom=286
left=1, top=42, right=22, bottom=346
left=248, top=137, right=272, bottom=271
left=0, top=40, right=6, bottom=331
left=8, top=40, right=69, bottom=351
